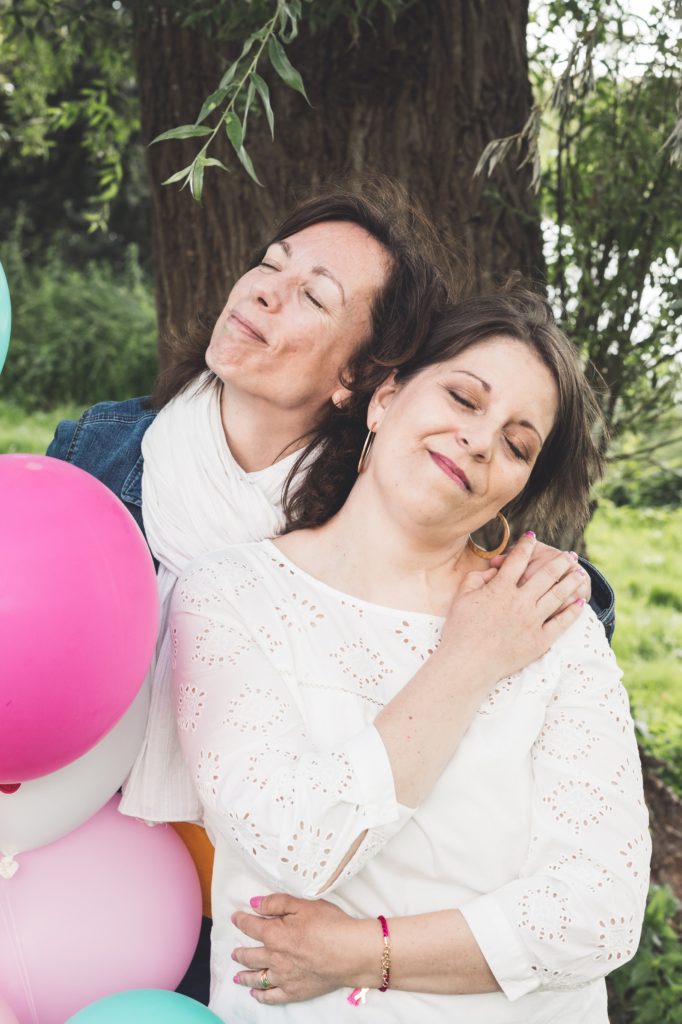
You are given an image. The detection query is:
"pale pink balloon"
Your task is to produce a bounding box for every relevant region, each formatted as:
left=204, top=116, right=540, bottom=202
left=0, top=995, right=19, bottom=1024
left=0, top=454, right=158, bottom=781
left=0, top=797, right=202, bottom=1024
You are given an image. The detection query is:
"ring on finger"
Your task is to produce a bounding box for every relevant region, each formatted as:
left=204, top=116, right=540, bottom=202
left=259, top=969, right=272, bottom=990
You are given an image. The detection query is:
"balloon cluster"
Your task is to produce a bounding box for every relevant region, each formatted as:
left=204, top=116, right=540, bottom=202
left=0, top=455, right=203, bottom=1023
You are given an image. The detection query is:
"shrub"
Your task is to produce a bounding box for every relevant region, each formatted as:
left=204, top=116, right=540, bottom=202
left=608, top=885, right=682, bottom=1024
left=0, top=234, right=158, bottom=410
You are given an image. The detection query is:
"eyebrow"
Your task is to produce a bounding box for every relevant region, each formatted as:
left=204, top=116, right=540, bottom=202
left=272, top=240, right=346, bottom=305
left=451, top=369, right=546, bottom=445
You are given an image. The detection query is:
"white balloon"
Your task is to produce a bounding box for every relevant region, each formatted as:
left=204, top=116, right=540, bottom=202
left=0, top=682, right=149, bottom=860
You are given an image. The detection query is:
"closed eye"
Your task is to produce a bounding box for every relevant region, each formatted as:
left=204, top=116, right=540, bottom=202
left=505, top=436, right=530, bottom=462
left=305, top=291, right=324, bottom=310
left=447, top=388, right=476, bottom=410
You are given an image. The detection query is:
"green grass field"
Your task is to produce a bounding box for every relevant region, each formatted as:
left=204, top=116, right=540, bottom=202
left=0, top=399, right=85, bottom=455
left=587, top=502, right=682, bottom=786
left=3, top=398, right=680, bottom=781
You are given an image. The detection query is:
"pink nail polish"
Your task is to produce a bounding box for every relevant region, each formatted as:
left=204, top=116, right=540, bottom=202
left=569, top=550, right=579, bottom=560
left=575, top=597, right=586, bottom=606
left=524, top=530, right=536, bottom=539
left=233, top=974, right=240, bottom=984
left=250, top=895, right=262, bottom=909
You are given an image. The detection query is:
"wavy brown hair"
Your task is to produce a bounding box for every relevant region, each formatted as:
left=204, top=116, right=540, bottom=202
left=286, top=285, right=605, bottom=540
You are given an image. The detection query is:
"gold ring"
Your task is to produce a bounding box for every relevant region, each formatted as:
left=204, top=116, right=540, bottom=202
left=259, top=969, right=272, bottom=990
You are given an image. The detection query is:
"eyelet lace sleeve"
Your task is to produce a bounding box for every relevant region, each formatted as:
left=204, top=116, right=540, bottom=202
left=171, top=555, right=412, bottom=897
left=461, top=610, right=651, bottom=1000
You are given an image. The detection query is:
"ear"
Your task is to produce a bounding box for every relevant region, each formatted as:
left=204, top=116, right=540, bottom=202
left=367, top=371, right=399, bottom=429
left=330, top=385, right=352, bottom=409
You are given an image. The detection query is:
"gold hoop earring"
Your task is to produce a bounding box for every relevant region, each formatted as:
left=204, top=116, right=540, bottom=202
left=357, top=430, right=375, bottom=474
left=467, top=512, right=510, bottom=559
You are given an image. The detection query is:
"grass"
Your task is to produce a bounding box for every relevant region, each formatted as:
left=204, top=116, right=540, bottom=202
left=586, top=501, right=682, bottom=787
left=0, top=399, right=85, bottom=454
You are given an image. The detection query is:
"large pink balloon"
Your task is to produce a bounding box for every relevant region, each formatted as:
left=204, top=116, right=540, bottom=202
left=0, top=797, right=202, bottom=1024
left=0, top=454, right=158, bottom=781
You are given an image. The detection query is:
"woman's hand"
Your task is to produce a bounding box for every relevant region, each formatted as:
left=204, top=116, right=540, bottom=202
left=490, top=539, right=591, bottom=606
left=441, top=532, right=586, bottom=685
left=231, top=894, right=371, bottom=1005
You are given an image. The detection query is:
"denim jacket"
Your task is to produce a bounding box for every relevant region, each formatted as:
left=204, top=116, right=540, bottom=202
left=46, top=396, right=616, bottom=640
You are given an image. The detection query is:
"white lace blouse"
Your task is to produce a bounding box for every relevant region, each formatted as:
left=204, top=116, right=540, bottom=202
left=171, top=541, right=651, bottom=1024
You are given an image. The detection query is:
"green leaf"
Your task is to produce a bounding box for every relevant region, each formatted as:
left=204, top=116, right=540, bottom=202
left=267, top=36, right=310, bottom=103
left=197, top=84, right=231, bottom=125
left=218, top=33, right=256, bottom=89
left=236, top=145, right=263, bottom=187
left=252, top=73, right=275, bottom=138
left=218, top=61, right=239, bottom=91
left=190, top=158, right=206, bottom=202
left=162, top=163, right=193, bottom=185
left=151, top=124, right=213, bottom=144
left=243, top=79, right=256, bottom=135
left=225, top=111, right=243, bottom=152
left=203, top=157, right=230, bottom=172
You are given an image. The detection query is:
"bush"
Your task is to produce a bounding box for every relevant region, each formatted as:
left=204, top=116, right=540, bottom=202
left=608, top=885, right=682, bottom=1024
left=0, top=232, right=158, bottom=410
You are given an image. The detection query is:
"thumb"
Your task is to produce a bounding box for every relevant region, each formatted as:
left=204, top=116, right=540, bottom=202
left=460, top=566, right=498, bottom=594
left=249, top=892, right=297, bottom=918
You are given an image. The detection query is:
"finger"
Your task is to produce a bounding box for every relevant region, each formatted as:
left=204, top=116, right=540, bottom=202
left=536, top=566, right=588, bottom=619
left=518, top=549, right=579, bottom=587
left=232, top=910, right=269, bottom=941
left=250, top=892, right=298, bottom=918
left=494, top=531, right=537, bottom=584
left=232, top=945, right=268, bottom=970
left=541, top=596, right=585, bottom=645
left=233, top=968, right=276, bottom=991
left=521, top=551, right=577, bottom=602
left=460, top=567, right=498, bottom=594
left=249, top=985, right=288, bottom=1006
left=488, top=551, right=510, bottom=569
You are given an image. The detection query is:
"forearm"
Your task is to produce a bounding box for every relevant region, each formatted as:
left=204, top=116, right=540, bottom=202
left=341, top=909, right=500, bottom=995
left=374, top=648, right=494, bottom=808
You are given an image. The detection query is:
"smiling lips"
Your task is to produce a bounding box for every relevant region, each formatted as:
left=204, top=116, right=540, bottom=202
left=429, top=451, right=471, bottom=491
left=229, top=311, right=266, bottom=344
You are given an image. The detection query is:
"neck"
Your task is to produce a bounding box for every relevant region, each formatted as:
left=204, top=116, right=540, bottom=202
left=219, top=384, right=314, bottom=472
left=288, top=477, right=480, bottom=615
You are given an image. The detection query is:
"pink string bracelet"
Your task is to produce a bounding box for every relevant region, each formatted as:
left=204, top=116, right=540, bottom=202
left=347, top=914, right=391, bottom=1007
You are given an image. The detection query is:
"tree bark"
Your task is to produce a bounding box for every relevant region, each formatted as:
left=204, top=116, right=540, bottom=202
left=131, top=0, right=544, bottom=356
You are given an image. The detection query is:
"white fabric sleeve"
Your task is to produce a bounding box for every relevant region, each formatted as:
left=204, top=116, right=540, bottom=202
left=461, top=610, right=651, bottom=1000
left=170, top=563, right=413, bottom=897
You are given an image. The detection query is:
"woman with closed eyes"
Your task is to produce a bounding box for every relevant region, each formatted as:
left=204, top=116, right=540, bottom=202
left=171, top=287, right=649, bottom=1023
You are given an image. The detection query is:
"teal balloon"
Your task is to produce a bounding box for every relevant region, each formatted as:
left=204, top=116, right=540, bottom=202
left=0, top=261, right=10, bottom=375
left=65, top=990, right=224, bottom=1024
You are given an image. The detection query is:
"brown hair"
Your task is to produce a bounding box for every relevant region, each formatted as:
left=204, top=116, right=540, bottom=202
left=151, top=176, right=468, bottom=526
left=288, top=285, right=605, bottom=540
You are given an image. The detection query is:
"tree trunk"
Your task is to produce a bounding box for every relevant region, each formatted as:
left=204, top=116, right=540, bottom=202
left=131, top=0, right=544, bottom=356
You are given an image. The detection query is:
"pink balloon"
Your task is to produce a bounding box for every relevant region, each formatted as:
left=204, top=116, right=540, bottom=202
left=0, top=996, right=18, bottom=1024
left=0, top=455, right=158, bottom=781
left=0, top=797, right=202, bottom=1024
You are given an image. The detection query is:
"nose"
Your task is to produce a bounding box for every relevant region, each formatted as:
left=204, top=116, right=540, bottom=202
left=251, top=272, right=284, bottom=312
left=457, top=422, right=494, bottom=462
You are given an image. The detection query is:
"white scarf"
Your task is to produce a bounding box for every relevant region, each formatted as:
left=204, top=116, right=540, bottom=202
left=120, top=373, right=302, bottom=822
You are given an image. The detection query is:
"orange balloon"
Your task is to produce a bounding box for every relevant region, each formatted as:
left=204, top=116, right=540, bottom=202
left=172, top=823, right=215, bottom=919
